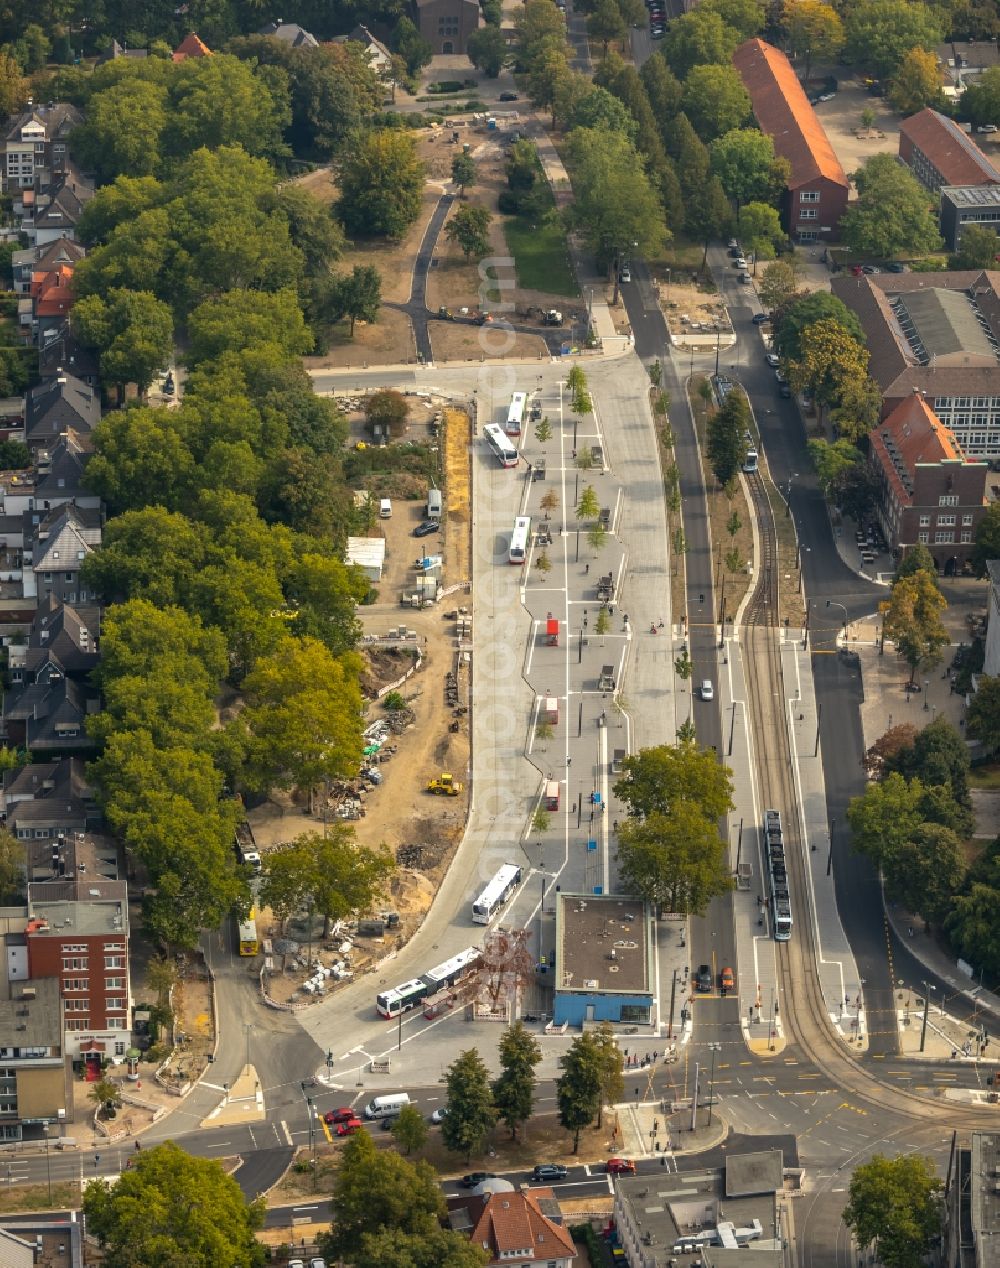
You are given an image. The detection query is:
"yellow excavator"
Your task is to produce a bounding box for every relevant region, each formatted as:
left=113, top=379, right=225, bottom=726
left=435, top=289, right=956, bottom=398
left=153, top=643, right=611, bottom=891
left=426, top=773, right=463, bottom=796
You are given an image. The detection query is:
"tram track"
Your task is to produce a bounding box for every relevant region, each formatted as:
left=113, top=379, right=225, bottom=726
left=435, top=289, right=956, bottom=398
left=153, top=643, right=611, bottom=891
left=739, top=472, right=994, bottom=1128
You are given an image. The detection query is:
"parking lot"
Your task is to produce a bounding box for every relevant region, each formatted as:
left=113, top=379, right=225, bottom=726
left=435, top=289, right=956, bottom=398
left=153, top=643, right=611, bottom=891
left=810, top=78, right=900, bottom=182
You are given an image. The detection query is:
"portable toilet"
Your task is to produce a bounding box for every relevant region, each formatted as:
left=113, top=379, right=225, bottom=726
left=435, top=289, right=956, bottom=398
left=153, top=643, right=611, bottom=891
left=542, top=696, right=559, bottom=726
left=544, top=780, right=560, bottom=811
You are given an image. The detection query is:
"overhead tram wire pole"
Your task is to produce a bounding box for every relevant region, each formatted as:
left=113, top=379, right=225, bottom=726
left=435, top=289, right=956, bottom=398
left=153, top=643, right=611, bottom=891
left=826, top=600, right=848, bottom=644
left=920, top=981, right=936, bottom=1053
left=707, top=1042, right=722, bottom=1126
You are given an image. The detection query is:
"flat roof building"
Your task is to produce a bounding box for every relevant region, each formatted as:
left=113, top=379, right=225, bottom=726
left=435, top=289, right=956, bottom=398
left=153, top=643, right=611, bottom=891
left=553, top=894, right=653, bottom=1026
left=940, top=185, right=1000, bottom=252
left=346, top=535, right=385, bottom=583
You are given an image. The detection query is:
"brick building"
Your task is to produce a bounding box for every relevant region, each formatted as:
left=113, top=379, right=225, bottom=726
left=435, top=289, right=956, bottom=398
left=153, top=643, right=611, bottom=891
left=732, top=39, right=849, bottom=243
left=898, top=108, right=1000, bottom=195
left=831, top=269, right=1000, bottom=462
left=23, top=873, right=130, bottom=1064
left=868, top=392, right=988, bottom=572
left=416, top=0, right=481, bottom=55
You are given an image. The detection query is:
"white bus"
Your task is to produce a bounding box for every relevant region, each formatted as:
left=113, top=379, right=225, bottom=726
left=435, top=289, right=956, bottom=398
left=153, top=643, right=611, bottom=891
left=375, top=946, right=481, bottom=1018
left=506, top=392, right=527, bottom=436
left=422, top=946, right=481, bottom=995
left=472, top=864, right=524, bottom=924
left=509, top=516, right=531, bottom=565
left=484, top=423, right=519, bottom=469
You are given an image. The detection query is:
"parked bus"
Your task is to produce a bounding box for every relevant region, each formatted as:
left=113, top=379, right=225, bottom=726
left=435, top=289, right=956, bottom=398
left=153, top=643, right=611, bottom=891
left=376, top=946, right=481, bottom=1018
left=472, top=864, right=524, bottom=924
left=237, top=907, right=259, bottom=956
left=506, top=392, right=527, bottom=436
left=509, top=516, right=531, bottom=565
left=484, top=423, right=519, bottom=469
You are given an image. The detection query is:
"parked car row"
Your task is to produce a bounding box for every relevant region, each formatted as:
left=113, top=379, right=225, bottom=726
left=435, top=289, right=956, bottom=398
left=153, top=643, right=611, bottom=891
left=695, top=963, right=736, bottom=994
left=645, top=0, right=665, bottom=37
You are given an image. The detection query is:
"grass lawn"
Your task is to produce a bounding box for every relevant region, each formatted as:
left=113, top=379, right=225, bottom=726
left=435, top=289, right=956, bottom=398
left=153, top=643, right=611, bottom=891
left=503, top=214, right=579, bottom=298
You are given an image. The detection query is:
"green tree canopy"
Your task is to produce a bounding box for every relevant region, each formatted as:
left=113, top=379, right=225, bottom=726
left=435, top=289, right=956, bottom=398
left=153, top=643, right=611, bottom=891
left=662, top=8, right=739, bottom=78
left=879, top=569, right=949, bottom=681
left=710, top=129, right=786, bottom=213
left=961, top=66, right=1000, bottom=129
left=615, top=741, right=735, bottom=822
left=707, top=388, right=750, bottom=487
left=617, top=805, right=734, bottom=915
left=968, top=677, right=1000, bottom=753
left=493, top=1021, right=542, bottom=1140
left=783, top=0, right=844, bottom=80
left=83, top=1141, right=266, bottom=1268
left=337, top=129, right=426, bottom=240
left=73, top=288, right=173, bottom=405
left=889, top=46, right=945, bottom=115
left=445, top=203, right=493, bottom=259
left=972, top=503, right=1000, bottom=577
left=441, top=1048, right=497, bottom=1161
left=468, top=26, right=509, bottom=77
left=842, top=1154, right=943, bottom=1268
left=842, top=153, right=943, bottom=258
left=843, top=0, right=944, bottom=79
left=566, top=127, right=667, bottom=264
left=952, top=225, right=1000, bottom=270
left=557, top=1031, right=603, bottom=1151
left=788, top=317, right=870, bottom=420
left=570, top=84, right=638, bottom=141
left=774, top=291, right=865, bottom=362
left=680, top=65, right=751, bottom=142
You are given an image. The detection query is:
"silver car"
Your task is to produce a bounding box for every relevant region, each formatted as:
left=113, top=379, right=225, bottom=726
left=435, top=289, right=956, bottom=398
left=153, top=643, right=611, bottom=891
left=700, top=679, right=714, bottom=702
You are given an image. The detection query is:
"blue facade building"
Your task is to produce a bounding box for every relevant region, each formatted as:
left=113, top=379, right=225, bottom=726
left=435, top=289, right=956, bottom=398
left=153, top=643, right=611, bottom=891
left=552, top=894, right=654, bottom=1026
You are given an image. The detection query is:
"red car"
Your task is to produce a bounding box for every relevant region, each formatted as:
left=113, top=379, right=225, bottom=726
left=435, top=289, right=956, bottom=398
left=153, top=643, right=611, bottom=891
left=336, top=1117, right=363, bottom=1137
left=323, top=1107, right=356, bottom=1125
left=720, top=966, right=735, bottom=996
left=607, top=1157, right=636, bottom=1176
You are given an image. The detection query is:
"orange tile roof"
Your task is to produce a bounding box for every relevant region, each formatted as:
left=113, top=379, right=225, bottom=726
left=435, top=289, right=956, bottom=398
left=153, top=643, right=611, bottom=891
left=30, top=265, right=75, bottom=318
left=732, top=39, right=848, bottom=190
left=463, top=1189, right=577, bottom=1263
left=172, top=32, right=212, bottom=61
left=871, top=393, right=968, bottom=507
left=899, top=108, right=1000, bottom=186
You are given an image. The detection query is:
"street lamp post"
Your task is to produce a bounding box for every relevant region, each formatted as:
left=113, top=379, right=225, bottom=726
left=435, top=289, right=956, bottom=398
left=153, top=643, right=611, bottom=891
left=707, top=1042, right=722, bottom=1126
left=785, top=473, right=797, bottom=517
left=920, top=981, right=936, bottom=1053
left=924, top=679, right=930, bottom=711
left=827, top=817, right=835, bottom=876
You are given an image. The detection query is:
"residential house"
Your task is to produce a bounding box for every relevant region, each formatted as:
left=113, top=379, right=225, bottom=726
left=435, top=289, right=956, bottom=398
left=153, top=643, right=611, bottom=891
left=25, top=374, right=100, bottom=452
left=0, top=978, right=71, bottom=1141
left=95, top=39, right=148, bottom=64
left=1, top=104, right=82, bottom=193
left=868, top=392, right=988, bottom=572
left=25, top=875, right=130, bottom=1064
left=416, top=0, right=481, bottom=55
left=2, top=756, right=99, bottom=842
left=831, top=269, right=1000, bottom=461
left=553, top=894, right=654, bottom=1026
left=899, top=108, right=1000, bottom=195
left=29, top=178, right=89, bottom=246
left=612, top=1151, right=785, bottom=1268
left=19, top=595, right=100, bottom=684
left=732, top=38, right=849, bottom=243
left=335, top=25, right=394, bottom=75
left=939, top=184, right=1000, bottom=252
left=28, top=264, right=75, bottom=345
left=24, top=502, right=102, bottom=606
left=257, top=20, right=319, bottom=48
left=935, top=41, right=1000, bottom=97
left=172, top=31, right=212, bottom=61
left=446, top=1185, right=577, bottom=1267
left=985, top=560, right=1000, bottom=677
left=11, top=236, right=85, bottom=296
left=34, top=432, right=101, bottom=514
left=38, top=321, right=100, bottom=389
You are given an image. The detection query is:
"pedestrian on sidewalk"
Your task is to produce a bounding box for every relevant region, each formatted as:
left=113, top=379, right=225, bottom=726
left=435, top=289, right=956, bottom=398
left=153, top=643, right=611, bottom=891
left=585, top=563, right=589, bottom=574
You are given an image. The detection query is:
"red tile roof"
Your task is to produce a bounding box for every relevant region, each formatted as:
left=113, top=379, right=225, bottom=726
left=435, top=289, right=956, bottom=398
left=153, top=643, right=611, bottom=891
left=172, top=32, right=212, bottom=61
left=454, top=1189, right=577, bottom=1264
left=870, top=393, right=964, bottom=508
left=30, top=265, right=75, bottom=318
left=899, top=108, right=1000, bottom=186
left=732, top=39, right=848, bottom=190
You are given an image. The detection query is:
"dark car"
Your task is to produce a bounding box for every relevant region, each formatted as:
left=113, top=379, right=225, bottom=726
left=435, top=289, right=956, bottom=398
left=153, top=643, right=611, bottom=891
left=532, top=1164, right=569, bottom=1182
left=413, top=519, right=440, bottom=538
left=461, top=1172, right=497, bottom=1188
left=696, top=963, right=713, bottom=992
left=779, top=382, right=792, bottom=398
left=499, top=92, right=519, bottom=101
left=884, top=262, right=908, bottom=272
left=752, top=312, right=770, bottom=325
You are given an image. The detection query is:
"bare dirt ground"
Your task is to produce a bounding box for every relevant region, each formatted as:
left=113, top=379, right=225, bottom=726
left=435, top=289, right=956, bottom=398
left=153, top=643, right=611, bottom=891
left=660, top=279, right=731, bottom=340
left=322, top=307, right=417, bottom=368
left=249, top=410, right=473, bottom=1004
left=431, top=321, right=549, bottom=361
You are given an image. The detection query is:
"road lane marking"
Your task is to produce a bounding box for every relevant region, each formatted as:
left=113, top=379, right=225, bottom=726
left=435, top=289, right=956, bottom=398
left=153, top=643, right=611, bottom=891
left=281, top=1121, right=293, bottom=1146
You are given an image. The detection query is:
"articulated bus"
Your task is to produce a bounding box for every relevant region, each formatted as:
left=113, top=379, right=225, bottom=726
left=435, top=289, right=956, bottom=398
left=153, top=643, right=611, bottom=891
left=509, top=516, right=531, bottom=565
left=472, top=864, right=524, bottom=924
left=506, top=392, right=527, bottom=436
left=484, top=423, right=519, bottom=469
left=376, top=946, right=481, bottom=1018
left=237, top=908, right=259, bottom=956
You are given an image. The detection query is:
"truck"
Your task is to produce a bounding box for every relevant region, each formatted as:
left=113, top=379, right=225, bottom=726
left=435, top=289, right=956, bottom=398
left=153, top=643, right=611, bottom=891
left=597, top=572, right=615, bottom=603
left=598, top=665, right=615, bottom=691
left=544, top=780, right=560, bottom=811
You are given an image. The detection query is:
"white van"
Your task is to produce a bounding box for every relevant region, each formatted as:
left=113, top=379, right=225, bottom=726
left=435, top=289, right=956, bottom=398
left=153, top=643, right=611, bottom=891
left=379, top=498, right=392, bottom=518
left=364, top=1092, right=411, bottom=1120
left=427, top=488, right=442, bottom=520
